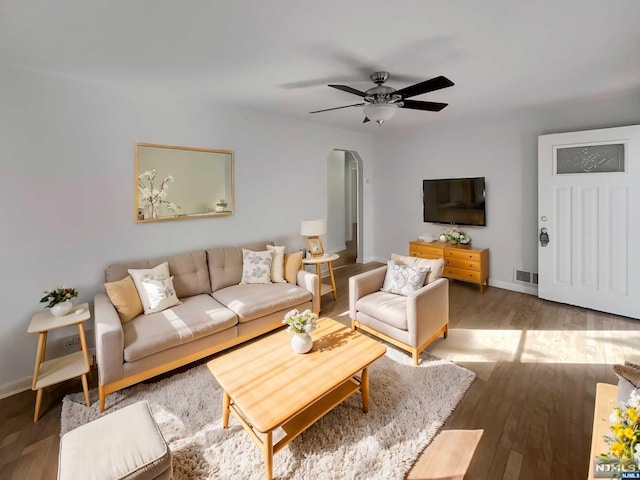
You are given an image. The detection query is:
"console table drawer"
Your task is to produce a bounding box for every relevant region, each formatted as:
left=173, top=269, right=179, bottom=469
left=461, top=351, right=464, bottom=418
left=410, top=244, right=444, bottom=258
left=445, top=267, right=482, bottom=282
left=445, top=249, right=482, bottom=262
left=408, top=241, right=489, bottom=293
left=446, top=258, right=481, bottom=271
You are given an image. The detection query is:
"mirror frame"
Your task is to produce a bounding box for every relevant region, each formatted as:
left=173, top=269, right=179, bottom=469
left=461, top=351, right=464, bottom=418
left=135, top=143, right=234, bottom=223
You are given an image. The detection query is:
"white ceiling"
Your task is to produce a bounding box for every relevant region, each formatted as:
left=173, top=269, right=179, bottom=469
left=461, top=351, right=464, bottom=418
left=2, top=0, right=640, bottom=131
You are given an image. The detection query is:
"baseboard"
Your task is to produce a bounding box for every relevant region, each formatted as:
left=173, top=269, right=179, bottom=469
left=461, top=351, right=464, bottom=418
left=0, top=376, right=31, bottom=399
left=487, top=279, right=538, bottom=296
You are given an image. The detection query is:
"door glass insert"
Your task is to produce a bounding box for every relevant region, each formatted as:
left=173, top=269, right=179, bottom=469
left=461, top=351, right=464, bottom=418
left=556, top=143, right=625, bottom=174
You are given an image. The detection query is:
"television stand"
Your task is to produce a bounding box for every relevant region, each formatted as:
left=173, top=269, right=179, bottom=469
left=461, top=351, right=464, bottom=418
left=409, top=241, right=489, bottom=293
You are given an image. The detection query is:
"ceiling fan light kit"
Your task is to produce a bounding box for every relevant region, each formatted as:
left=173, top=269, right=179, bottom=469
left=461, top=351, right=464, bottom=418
left=309, top=71, right=454, bottom=126
left=363, top=103, right=397, bottom=125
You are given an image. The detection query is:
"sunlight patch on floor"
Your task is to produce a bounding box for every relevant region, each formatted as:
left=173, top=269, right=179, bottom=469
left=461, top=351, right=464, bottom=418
left=428, top=328, right=640, bottom=366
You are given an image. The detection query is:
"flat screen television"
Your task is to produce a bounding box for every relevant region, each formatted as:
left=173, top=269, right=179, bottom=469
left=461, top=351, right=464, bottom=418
left=423, top=177, right=486, bottom=226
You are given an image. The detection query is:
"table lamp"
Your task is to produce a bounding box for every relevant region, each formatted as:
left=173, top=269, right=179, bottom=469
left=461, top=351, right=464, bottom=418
left=301, top=219, right=327, bottom=258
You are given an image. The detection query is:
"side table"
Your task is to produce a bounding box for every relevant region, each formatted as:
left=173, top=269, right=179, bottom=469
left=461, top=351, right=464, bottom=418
left=302, top=253, right=340, bottom=301
left=27, top=303, right=91, bottom=422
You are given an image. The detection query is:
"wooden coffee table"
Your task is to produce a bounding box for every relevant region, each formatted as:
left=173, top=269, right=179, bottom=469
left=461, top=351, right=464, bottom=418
left=207, top=317, right=387, bottom=480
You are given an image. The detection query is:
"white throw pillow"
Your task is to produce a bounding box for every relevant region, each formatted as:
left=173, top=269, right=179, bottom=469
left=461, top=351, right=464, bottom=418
left=381, top=260, right=430, bottom=296
left=128, top=262, right=172, bottom=314
left=240, top=249, right=272, bottom=284
left=266, top=245, right=286, bottom=283
left=140, top=276, right=181, bottom=314
left=391, top=253, right=444, bottom=285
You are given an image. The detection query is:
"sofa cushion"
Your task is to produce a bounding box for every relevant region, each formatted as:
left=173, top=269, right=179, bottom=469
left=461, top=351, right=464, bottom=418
left=106, top=250, right=210, bottom=299
left=266, top=245, right=286, bottom=283
left=139, top=276, right=181, bottom=314
left=381, top=261, right=430, bottom=296
left=391, top=253, right=444, bottom=285
left=128, top=262, right=172, bottom=314
left=206, top=241, right=273, bottom=291
left=283, top=251, right=303, bottom=284
left=123, top=294, right=237, bottom=362
left=240, top=249, right=272, bottom=284
left=104, top=276, right=143, bottom=323
left=212, top=283, right=312, bottom=323
left=355, top=291, right=408, bottom=330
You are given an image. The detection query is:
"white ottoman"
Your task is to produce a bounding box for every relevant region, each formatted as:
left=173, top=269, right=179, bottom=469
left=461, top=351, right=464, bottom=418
left=58, top=401, right=172, bottom=480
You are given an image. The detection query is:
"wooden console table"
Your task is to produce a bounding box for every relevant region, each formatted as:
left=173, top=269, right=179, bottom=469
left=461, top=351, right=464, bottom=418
left=409, top=241, right=490, bottom=293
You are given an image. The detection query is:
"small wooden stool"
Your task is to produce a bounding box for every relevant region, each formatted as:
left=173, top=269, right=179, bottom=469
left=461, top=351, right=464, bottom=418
left=58, top=401, right=172, bottom=480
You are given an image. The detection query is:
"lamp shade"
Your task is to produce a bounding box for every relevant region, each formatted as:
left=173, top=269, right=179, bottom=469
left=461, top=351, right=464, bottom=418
left=301, top=219, right=327, bottom=236
left=363, top=103, right=397, bottom=125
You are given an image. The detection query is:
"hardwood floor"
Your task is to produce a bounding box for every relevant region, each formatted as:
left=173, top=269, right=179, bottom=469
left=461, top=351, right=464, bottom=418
left=0, top=262, right=634, bottom=479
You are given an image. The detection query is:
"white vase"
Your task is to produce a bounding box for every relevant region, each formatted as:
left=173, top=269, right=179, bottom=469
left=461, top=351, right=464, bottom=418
left=50, top=300, right=73, bottom=317
left=291, top=333, right=313, bottom=354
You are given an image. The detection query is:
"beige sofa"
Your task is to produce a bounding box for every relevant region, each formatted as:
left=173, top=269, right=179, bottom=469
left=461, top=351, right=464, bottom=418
left=94, top=241, right=319, bottom=411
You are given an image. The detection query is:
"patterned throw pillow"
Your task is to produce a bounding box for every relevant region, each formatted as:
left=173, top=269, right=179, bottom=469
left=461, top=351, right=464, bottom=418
left=240, top=249, right=272, bottom=284
left=381, top=260, right=430, bottom=296
left=391, top=253, right=444, bottom=285
left=128, top=262, right=174, bottom=314
left=139, top=276, right=181, bottom=314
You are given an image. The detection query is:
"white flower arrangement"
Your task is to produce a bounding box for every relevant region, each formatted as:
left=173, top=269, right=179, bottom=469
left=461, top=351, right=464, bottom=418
left=282, top=309, right=318, bottom=335
left=138, top=169, right=182, bottom=219
left=443, top=227, right=471, bottom=244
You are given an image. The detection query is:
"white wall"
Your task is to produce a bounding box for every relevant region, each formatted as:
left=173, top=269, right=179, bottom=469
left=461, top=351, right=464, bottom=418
left=0, top=66, right=374, bottom=395
left=371, top=91, right=640, bottom=293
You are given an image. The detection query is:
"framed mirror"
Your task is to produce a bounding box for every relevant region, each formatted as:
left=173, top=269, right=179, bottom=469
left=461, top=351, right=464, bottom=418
left=135, top=143, right=234, bottom=222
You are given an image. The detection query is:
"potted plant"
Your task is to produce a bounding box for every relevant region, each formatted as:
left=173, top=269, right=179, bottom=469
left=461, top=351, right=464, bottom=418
left=40, top=286, right=78, bottom=317
left=282, top=309, right=319, bottom=353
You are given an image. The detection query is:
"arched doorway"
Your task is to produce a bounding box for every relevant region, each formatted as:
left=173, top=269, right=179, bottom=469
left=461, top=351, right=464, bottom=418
left=326, top=150, right=363, bottom=266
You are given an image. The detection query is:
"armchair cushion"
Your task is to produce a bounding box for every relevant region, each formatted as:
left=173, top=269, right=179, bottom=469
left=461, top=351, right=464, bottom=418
left=381, top=260, right=430, bottom=296
left=355, top=291, right=408, bottom=330
left=391, top=253, right=444, bottom=284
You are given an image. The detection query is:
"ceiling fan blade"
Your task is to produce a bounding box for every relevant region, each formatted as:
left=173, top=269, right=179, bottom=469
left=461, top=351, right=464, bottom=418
left=363, top=117, right=370, bottom=123
left=328, top=84, right=367, bottom=97
left=309, top=103, right=365, bottom=114
left=394, top=76, right=454, bottom=99
left=401, top=99, right=449, bottom=112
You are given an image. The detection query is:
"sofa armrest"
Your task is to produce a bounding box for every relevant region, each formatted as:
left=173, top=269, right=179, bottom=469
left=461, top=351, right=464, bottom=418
left=94, top=293, right=125, bottom=385
left=296, top=269, right=320, bottom=315
left=407, top=278, right=449, bottom=345
left=349, top=266, right=388, bottom=319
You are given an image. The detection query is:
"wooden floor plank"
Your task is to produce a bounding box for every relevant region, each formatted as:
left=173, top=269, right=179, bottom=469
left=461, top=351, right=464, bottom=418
left=0, top=262, right=634, bottom=479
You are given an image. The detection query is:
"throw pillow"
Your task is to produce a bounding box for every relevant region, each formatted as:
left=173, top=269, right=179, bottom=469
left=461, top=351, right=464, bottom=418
left=614, top=363, right=640, bottom=404
left=128, top=262, right=171, bottom=314
left=266, top=245, right=286, bottom=283
left=381, top=260, right=430, bottom=296
left=283, top=251, right=304, bottom=284
left=240, top=249, right=272, bottom=284
left=139, top=276, right=181, bottom=314
left=104, top=276, right=143, bottom=323
left=391, top=253, right=444, bottom=285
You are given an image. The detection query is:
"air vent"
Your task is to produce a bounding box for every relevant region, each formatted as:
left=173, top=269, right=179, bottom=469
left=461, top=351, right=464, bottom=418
left=514, top=269, right=538, bottom=285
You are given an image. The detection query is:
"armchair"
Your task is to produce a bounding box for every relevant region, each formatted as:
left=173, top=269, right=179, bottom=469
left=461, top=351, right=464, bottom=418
left=349, top=259, right=449, bottom=365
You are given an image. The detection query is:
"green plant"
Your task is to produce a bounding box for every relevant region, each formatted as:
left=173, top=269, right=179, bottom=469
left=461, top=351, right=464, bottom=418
left=40, top=286, right=78, bottom=308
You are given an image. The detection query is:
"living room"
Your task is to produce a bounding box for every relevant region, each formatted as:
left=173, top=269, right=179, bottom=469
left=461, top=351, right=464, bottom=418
left=2, top=1, right=640, bottom=479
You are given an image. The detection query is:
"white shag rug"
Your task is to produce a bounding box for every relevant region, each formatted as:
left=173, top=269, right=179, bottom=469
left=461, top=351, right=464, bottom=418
left=61, top=346, right=475, bottom=480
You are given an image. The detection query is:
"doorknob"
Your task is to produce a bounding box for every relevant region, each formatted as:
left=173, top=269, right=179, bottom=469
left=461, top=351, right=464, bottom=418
left=540, top=228, right=549, bottom=247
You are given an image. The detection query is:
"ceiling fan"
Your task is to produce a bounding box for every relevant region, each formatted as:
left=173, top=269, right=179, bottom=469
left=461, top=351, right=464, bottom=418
left=309, top=71, right=454, bottom=125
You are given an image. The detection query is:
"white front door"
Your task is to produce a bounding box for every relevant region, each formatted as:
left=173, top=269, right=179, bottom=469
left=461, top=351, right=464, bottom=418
left=538, top=125, right=640, bottom=319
